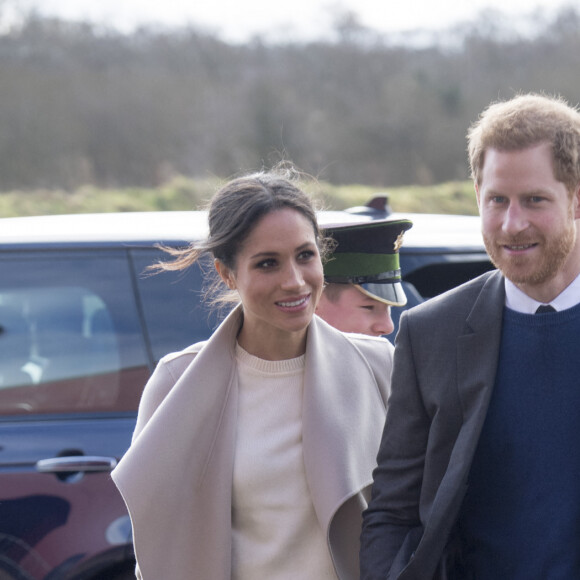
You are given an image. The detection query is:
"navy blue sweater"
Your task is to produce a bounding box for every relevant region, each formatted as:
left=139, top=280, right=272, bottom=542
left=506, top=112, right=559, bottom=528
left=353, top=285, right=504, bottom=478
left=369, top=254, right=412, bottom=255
left=459, top=302, right=580, bottom=579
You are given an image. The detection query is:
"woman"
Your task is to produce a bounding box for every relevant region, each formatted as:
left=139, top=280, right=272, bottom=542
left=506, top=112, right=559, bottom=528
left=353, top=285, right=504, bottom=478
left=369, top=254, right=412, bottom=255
left=112, top=170, right=393, bottom=580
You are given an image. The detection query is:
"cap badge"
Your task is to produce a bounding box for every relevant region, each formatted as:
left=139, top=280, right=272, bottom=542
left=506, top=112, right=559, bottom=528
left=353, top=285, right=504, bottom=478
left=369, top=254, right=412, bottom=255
left=394, top=231, right=405, bottom=252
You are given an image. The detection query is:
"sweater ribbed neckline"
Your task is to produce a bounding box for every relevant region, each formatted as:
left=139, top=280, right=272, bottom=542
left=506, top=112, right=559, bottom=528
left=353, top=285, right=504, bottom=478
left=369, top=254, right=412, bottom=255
left=504, top=301, right=580, bottom=326
left=235, top=342, right=305, bottom=374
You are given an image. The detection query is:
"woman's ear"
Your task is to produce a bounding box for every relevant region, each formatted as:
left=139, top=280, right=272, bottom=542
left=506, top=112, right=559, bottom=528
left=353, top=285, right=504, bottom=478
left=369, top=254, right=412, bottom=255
left=215, top=259, right=236, bottom=290
left=573, top=183, right=580, bottom=220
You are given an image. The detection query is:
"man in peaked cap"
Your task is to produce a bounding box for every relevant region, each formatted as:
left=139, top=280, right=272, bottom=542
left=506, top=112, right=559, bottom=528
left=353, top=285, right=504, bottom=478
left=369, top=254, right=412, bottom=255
left=316, top=218, right=413, bottom=337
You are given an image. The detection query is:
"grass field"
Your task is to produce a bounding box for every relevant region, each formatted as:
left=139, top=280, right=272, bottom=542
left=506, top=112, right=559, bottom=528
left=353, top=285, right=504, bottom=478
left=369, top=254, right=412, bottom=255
left=0, top=176, right=479, bottom=218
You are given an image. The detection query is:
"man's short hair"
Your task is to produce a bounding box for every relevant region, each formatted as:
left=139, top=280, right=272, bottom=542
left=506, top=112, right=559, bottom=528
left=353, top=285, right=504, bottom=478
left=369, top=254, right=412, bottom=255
left=467, top=93, right=580, bottom=194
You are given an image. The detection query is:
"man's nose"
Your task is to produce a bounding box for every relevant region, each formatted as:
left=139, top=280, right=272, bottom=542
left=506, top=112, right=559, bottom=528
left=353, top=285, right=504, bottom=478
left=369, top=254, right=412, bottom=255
left=502, top=202, right=529, bottom=235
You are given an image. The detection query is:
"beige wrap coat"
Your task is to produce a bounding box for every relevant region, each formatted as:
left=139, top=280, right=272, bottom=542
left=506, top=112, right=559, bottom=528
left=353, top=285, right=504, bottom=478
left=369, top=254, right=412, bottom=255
left=112, top=305, right=393, bottom=580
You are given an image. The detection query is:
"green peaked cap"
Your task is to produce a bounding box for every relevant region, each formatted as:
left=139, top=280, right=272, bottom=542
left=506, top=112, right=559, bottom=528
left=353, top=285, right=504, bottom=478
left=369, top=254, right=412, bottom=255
left=322, top=218, right=413, bottom=306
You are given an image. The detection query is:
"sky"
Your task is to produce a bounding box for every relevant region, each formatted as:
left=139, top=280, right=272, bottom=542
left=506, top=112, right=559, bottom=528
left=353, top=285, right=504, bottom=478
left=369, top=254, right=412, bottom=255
left=14, top=0, right=576, bottom=42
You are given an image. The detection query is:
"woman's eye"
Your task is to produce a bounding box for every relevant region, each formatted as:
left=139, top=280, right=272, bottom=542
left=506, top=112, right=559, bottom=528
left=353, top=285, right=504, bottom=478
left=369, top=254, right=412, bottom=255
left=256, top=259, right=276, bottom=269
left=298, top=250, right=315, bottom=261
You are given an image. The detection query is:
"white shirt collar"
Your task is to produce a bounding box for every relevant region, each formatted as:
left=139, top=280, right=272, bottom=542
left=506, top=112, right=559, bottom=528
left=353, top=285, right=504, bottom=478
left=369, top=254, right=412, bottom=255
left=505, top=273, right=580, bottom=314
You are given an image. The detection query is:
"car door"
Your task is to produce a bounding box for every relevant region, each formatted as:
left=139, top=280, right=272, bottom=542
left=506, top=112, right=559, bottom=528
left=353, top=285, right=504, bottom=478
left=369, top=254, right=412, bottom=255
left=0, top=249, right=149, bottom=579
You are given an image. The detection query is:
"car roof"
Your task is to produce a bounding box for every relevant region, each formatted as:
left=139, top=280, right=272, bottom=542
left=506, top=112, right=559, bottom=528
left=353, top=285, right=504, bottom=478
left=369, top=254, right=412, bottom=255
left=388, top=211, right=484, bottom=250
left=0, top=212, right=210, bottom=246
left=0, top=210, right=484, bottom=251
left=0, top=211, right=361, bottom=247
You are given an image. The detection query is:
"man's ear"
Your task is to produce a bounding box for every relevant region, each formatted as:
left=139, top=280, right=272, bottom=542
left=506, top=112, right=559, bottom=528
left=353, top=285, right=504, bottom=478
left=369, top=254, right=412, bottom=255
left=215, top=259, right=236, bottom=290
left=474, top=182, right=481, bottom=210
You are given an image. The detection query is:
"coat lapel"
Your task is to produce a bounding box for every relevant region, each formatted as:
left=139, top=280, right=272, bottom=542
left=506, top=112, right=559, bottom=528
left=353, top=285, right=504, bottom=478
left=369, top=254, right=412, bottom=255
left=113, top=306, right=243, bottom=580
left=302, top=316, right=389, bottom=532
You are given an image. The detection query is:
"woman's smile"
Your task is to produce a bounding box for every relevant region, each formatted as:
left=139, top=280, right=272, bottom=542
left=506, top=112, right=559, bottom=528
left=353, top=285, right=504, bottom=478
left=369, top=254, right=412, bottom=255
left=218, top=207, right=324, bottom=359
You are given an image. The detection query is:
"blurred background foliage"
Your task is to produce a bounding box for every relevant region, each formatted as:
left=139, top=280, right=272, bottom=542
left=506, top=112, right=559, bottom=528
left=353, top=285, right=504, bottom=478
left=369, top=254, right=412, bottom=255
left=0, top=177, right=478, bottom=217
left=0, top=3, right=577, bottom=215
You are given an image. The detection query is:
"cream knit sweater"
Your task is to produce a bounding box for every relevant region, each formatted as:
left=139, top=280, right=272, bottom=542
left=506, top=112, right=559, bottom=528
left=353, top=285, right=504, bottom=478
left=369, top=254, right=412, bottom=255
left=232, top=344, right=337, bottom=580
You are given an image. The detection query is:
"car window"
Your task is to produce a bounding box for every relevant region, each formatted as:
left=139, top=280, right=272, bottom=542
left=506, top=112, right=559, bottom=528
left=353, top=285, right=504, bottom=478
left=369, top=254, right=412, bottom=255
left=132, top=249, right=225, bottom=363
left=401, top=254, right=494, bottom=300
left=391, top=252, right=493, bottom=336
left=0, top=251, right=149, bottom=416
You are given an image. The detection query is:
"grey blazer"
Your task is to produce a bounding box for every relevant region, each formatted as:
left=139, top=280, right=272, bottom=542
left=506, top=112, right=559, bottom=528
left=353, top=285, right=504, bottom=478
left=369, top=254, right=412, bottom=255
left=113, top=305, right=394, bottom=580
left=360, top=270, right=505, bottom=580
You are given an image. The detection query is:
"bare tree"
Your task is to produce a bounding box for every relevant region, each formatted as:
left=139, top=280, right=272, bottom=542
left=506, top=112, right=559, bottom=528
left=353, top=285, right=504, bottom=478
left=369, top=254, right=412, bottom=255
left=0, top=6, right=578, bottom=190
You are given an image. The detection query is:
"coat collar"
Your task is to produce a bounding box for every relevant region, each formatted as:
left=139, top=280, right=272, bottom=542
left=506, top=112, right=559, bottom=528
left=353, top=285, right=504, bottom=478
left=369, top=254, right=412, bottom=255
left=114, top=304, right=389, bottom=580
left=184, top=306, right=388, bottom=529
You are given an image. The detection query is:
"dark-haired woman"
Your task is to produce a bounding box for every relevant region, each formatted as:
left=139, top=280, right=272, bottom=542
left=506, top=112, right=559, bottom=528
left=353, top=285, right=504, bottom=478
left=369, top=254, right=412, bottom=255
left=112, top=171, right=393, bottom=580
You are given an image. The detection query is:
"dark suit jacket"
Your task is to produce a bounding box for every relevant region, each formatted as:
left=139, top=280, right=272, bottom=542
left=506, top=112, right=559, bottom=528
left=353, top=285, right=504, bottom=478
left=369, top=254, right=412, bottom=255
left=360, top=270, right=505, bottom=580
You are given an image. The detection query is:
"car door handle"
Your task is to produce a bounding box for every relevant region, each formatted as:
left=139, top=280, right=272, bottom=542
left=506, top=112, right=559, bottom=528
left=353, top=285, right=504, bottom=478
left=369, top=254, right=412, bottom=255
left=36, top=456, right=118, bottom=473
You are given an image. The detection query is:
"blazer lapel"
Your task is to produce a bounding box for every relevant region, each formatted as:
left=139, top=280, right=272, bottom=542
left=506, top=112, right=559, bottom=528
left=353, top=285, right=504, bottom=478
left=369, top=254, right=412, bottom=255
left=407, top=271, right=506, bottom=578
left=457, top=270, right=504, bottom=430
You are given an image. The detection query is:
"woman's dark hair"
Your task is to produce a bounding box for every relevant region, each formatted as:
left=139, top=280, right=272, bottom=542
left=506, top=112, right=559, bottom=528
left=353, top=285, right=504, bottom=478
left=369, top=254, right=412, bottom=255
left=151, top=169, right=329, bottom=306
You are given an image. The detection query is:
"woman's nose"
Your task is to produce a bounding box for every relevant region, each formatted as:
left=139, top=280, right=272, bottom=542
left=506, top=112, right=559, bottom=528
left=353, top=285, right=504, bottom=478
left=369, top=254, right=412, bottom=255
left=281, top=263, right=304, bottom=289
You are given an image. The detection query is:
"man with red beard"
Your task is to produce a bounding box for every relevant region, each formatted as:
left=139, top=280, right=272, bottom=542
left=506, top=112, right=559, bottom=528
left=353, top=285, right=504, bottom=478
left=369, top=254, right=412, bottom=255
left=360, top=93, right=580, bottom=580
